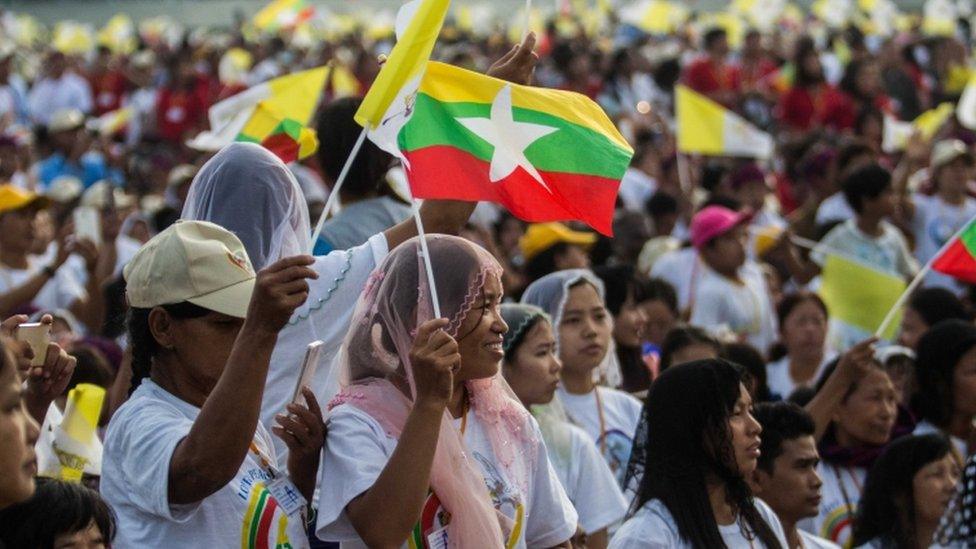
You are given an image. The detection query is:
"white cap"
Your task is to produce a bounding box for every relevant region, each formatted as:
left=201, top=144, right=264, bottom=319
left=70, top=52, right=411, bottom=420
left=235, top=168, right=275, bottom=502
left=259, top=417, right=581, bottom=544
left=167, top=164, right=198, bottom=188
left=47, top=109, right=85, bottom=133
left=123, top=220, right=256, bottom=318
left=81, top=181, right=135, bottom=209
left=46, top=175, right=83, bottom=203
left=931, top=139, right=974, bottom=171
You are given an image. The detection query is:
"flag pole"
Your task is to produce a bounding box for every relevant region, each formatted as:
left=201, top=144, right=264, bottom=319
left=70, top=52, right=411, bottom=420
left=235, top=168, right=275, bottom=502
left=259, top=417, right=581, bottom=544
left=874, top=218, right=974, bottom=338
left=675, top=152, right=692, bottom=196
left=523, top=0, right=532, bottom=40
left=308, top=127, right=368, bottom=253
left=410, top=199, right=442, bottom=319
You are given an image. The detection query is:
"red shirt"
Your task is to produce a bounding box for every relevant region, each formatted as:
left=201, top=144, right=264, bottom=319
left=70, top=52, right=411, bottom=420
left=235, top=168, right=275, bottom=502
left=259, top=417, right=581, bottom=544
left=89, top=70, right=128, bottom=115
left=156, top=87, right=205, bottom=143
left=740, top=57, right=778, bottom=93
left=777, top=84, right=855, bottom=132
left=684, top=56, right=741, bottom=105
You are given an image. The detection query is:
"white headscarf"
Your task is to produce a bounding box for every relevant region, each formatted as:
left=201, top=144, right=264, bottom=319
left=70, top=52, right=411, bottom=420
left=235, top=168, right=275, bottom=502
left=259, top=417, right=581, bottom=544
left=181, top=142, right=311, bottom=269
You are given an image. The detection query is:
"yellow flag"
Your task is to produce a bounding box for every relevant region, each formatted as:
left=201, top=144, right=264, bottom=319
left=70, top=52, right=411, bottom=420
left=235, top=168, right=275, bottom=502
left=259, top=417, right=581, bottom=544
left=818, top=254, right=906, bottom=340
left=54, top=384, right=106, bottom=482
left=676, top=85, right=773, bottom=158
left=355, top=0, right=450, bottom=129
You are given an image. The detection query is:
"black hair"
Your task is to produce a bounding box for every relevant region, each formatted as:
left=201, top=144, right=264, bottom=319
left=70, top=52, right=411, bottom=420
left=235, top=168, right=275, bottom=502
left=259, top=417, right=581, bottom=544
left=792, top=36, right=823, bottom=88
left=841, top=162, right=891, bottom=214
left=652, top=58, right=682, bottom=90
left=593, top=265, right=641, bottom=316
left=908, top=287, right=970, bottom=328
left=852, top=434, right=953, bottom=548
left=754, top=402, right=817, bottom=473
left=525, top=242, right=569, bottom=283
left=913, top=319, right=976, bottom=428
left=0, top=477, right=116, bottom=548
left=315, top=97, right=394, bottom=198
left=840, top=58, right=877, bottom=103
left=703, top=27, right=728, bottom=50
left=768, top=291, right=829, bottom=362
left=626, top=359, right=783, bottom=549
left=835, top=139, right=875, bottom=177
left=126, top=302, right=211, bottom=395
left=641, top=278, right=679, bottom=315
left=725, top=342, right=772, bottom=402
left=700, top=162, right=730, bottom=194
left=646, top=191, right=679, bottom=219
left=660, top=324, right=723, bottom=371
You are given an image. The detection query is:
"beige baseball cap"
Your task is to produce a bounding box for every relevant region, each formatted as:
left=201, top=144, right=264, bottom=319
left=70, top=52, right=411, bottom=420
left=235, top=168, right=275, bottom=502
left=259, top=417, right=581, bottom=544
left=931, top=139, right=974, bottom=171
left=123, top=220, right=256, bottom=318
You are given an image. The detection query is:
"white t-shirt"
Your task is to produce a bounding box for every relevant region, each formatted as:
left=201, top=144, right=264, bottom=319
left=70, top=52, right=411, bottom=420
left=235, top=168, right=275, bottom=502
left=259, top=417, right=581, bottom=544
left=544, top=420, right=628, bottom=534
left=610, top=498, right=788, bottom=548
left=649, top=247, right=701, bottom=312
left=912, top=194, right=976, bottom=292
left=800, top=529, right=841, bottom=549
left=618, top=167, right=658, bottom=213
left=27, top=72, right=94, bottom=125
left=799, top=462, right=866, bottom=548
left=690, top=261, right=778, bottom=355
left=765, top=354, right=835, bottom=401
left=815, top=192, right=855, bottom=226
left=100, top=380, right=310, bottom=549
left=555, top=386, right=642, bottom=487
left=0, top=258, right=86, bottom=312
left=260, top=233, right=387, bottom=466
left=316, top=404, right=578, bottom=548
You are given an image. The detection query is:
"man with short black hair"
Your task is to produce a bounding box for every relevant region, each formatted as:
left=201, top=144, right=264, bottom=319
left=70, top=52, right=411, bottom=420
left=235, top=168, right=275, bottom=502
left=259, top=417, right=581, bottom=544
left=752, top=402, right=840, bottom=549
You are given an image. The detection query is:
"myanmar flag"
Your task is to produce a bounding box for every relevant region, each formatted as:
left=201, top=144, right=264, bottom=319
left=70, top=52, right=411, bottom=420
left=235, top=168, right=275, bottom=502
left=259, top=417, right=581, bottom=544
left=932, top=218, right=976, bottom=283
left=377, top=62, right=632, bottom=235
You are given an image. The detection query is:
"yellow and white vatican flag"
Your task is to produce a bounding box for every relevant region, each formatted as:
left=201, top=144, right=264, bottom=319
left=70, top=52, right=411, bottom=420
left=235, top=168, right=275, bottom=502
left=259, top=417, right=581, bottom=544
left=675, top=85, right=774, bottom=159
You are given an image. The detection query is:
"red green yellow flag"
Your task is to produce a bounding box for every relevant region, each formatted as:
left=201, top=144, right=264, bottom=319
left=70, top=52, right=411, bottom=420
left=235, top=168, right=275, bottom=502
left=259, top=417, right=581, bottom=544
left=932, top=218, right=976, bottom=283
left=374, top=61, right=633, bottom=235
left=253, top=0, right=314, bottom=32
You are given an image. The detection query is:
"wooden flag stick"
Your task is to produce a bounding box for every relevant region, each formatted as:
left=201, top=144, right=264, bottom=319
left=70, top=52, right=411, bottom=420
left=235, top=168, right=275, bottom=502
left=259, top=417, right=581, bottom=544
left=308, top=127, right=368, bottom=253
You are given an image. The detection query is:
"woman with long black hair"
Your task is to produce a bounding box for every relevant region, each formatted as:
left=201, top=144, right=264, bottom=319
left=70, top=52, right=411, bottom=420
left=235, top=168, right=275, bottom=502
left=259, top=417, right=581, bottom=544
left=613, top=359, right=786, bottom=548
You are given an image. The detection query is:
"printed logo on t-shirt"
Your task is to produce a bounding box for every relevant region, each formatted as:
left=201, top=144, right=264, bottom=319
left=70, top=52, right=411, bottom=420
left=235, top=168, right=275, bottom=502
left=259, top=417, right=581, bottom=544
left=818, top=501, right=855, bottom=546
left=407, top=451, right=525, bottom=549
left=598, top=429, right=634, bottom=486
left=239, top=469, right=295, bottom=549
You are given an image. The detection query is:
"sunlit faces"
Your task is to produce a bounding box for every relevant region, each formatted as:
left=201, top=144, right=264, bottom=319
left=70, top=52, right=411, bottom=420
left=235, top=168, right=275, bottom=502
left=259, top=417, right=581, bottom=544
left=557, top=282, right=612, bottom=374
left=833, top=368, right=898, bottom=447
left=149, top=309, right=245, bottom=396
left=612, top=292, right=647, bottom=349
left=53, top=519, right=108, bottom=549
left=781, top=299, right=827, bottom=360
left=503, top=319, right=562, bottom=406
left=456, top=275, right=508, bottom=382
left=729, top=383, right=763, bottom=476
left=953, top=345, right=976, bottom=419
left=752, top=436, right=823, bottom=523
left=0, top=345, right=39, bottom=510
left=912, top=454, right=960, bottom=528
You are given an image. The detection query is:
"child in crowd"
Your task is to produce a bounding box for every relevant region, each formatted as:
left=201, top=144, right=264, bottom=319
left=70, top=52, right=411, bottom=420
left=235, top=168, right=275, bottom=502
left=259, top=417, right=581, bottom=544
left=688, top=205, right=778, bottom=353
left=614, top=359, right=787, bottom=548
left=0, top=477, right=116, bottom=548
left=521, top=269, right=643, bottom=485
left=501, top=303, right=627, bottom=549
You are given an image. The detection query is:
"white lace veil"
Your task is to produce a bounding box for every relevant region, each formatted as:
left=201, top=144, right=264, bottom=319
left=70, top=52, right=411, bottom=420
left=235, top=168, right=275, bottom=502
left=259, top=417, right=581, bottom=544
left=181, top=142, right=311, bottom=269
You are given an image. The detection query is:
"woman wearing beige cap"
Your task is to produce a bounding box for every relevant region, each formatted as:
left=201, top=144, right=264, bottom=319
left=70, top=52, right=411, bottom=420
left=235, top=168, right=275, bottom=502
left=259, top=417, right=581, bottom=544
left=100, top=220, right=320, bottom=549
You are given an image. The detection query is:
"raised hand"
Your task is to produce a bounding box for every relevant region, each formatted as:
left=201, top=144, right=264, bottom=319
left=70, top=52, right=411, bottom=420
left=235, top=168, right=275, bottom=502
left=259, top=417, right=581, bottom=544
left=409, top=318, right=459, bottom=413
left=274, top=386, right=326, bottom=501
left=487, top=32, right=538, bottom=86
left=245, top=255, right=318, bottom=335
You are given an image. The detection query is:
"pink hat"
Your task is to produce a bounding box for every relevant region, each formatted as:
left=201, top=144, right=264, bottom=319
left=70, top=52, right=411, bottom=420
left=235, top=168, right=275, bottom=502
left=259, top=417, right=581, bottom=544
left=690, top=206, right=752, bottom=249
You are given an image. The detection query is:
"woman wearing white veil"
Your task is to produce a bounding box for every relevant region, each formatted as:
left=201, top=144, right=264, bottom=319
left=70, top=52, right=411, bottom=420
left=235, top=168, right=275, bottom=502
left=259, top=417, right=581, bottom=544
left=181, top=142, right=477, bottom=466
left=521, top=269, right=642, bottom=488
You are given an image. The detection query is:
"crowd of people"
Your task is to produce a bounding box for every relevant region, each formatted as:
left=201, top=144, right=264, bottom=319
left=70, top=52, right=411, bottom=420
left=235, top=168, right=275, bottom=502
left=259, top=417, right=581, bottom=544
left=1, top=1, right=976, bottom=548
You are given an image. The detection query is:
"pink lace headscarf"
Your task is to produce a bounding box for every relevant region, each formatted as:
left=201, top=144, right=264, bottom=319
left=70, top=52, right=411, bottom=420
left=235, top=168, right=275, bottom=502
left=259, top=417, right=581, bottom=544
left=329, top=235, right=538, bottom=547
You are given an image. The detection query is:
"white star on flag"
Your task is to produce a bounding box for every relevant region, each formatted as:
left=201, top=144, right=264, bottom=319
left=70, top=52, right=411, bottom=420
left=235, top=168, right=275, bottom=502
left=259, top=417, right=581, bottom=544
left=455, top=84, right=559, bottom=191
